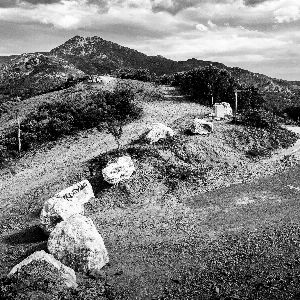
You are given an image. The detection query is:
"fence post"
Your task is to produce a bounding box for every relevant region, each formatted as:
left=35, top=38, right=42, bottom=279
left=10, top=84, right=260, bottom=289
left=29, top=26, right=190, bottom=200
left=16, top=112, right=21, bottom=154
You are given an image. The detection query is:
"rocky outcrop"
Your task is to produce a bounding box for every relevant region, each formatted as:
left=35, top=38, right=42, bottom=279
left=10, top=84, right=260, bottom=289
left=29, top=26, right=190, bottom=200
left=191, top=118, right=214, bottom=135
left=40, top=197, right=84, bottom=234
left=146, top=123, right=174, bottom=144
left=8, top=250, right=77, bottom=289
left=0, top=53, right=86, bottom=99
left=102, top=156, right=135, bottom=184
left=48, top=215, right=109, bottom=275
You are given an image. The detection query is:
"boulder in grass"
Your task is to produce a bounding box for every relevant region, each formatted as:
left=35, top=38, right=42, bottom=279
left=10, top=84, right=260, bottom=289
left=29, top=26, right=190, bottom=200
left=146, top=123, right=174, bottom=144
left=191, top=118, right=214, bottom=135
left=8, top=250, right=77, bottom=289
left=102, top=156, right=135, bottom=185
left=48, top=215, right=109, bottom=275
left=40, top=197, right=84, bottom=234
left=54, top=179, right=94, bottom=204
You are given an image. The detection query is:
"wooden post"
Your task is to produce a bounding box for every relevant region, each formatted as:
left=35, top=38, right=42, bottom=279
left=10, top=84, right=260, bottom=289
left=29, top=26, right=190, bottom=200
left=211, top=95, right=214, bottom=107
left=235, top=91, right=238, bottom=118
left=16, top=112, right=21, bottom=154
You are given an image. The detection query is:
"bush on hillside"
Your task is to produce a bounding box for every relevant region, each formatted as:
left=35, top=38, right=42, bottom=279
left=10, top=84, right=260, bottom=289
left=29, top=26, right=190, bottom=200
left=96, top=87, right=143, bottom=149
left=235, top=108, right=298, bottom=156
left=240, top=108, right=278, bottom=129
left=116, top=68, right=154, bottom=82
left=0, top=87, right=142, bottom=164
left=238, top=86, right=265, bottom=111
left=172, top=66, right=236, bottom=106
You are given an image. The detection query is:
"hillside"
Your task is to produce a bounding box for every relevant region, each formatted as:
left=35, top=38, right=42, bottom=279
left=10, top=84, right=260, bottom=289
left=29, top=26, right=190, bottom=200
left=0, top=35, right=297, bottom=104
left=50, top=35, right=222, bottom=76
left=50, top=36, right=295, bottom=95
left=0, top=55, right=17, bottom=67
left=0, top=53, right=86, bottom=101
left=1, top=83, right=300, bottom=298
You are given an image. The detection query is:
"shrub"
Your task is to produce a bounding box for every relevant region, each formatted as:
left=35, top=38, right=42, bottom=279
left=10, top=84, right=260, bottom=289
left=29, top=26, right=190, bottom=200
left=116, top=68, right=154, bottom=82
left=0, top=87, right=143, bottom=163
left=240, top=108, right=278, bottom=129
left=172, top=66, right=236, bottom=107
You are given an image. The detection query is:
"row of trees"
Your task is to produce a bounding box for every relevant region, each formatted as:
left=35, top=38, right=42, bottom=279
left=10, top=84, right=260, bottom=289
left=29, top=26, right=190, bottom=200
left=171, top=66, right=265, bottom=112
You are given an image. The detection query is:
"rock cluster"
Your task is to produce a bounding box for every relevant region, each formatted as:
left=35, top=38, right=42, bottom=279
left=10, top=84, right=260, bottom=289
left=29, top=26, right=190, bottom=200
left=5, top=179, right=109, bottom=296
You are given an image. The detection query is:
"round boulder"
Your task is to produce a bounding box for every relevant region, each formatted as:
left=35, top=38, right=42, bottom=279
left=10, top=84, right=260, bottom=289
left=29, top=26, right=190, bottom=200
left=146, top=123, right=174, bottom=144
left=40, top=197, right=84, bottom=234
left=8, top=250, right=77, bottom=289
left=47, top=215, right=109, bottom=275
left=102, top=156, right=135, bottom=185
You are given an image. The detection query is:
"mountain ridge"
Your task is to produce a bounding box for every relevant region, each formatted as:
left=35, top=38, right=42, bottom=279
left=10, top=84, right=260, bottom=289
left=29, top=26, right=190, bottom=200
left=0, top=35, right=299, bottom=102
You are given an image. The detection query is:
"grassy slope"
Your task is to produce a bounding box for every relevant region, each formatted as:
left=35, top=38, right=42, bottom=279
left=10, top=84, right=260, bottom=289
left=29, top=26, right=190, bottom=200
left=1, top=86, right=300, bottom=299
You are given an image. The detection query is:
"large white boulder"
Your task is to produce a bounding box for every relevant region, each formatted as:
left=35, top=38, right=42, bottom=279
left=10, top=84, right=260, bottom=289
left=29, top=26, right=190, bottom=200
left=146, top=123, right=174, bottom=144
left=214, top=103, right=226, bottom=119
left=54, top=180, right=94, bottom=204
left=102, top=156, right=135, bottom=185
left=191, top=118, right=214, bottom=135
left=40, top=197, right=84, bottom=234
left=221, top=102, right=233, bottom=117
left=8, top=250, right=77, bottom=289
left=48, top=215, right=109, bottom=275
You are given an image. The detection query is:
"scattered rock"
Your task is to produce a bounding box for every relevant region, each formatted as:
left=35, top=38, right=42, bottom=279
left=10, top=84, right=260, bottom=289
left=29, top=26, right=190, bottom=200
left=191, top=118, right=214, bottom=135
left=54, top=179, right=94, bottom=204
left=102, top=156, right=135, bottom=185
left=146, top=122, right=174, bottom=143
left=40, top=196, right=84, bottom=234
left=221, top=102, right=233, bottom=117
left=48, top=215, right=109, bottom=275
left=214, top=103, right=226, bottom=119
left=8, top=250, right=77, bottom=289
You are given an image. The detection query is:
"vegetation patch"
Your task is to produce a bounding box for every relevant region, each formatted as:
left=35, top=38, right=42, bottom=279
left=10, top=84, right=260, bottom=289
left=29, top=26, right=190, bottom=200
left=0, top=86, right=143, bottom=166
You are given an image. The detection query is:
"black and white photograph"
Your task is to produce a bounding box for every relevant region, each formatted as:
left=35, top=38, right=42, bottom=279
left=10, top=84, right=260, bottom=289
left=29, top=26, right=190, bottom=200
left=0, top=0, right=300, bottom=299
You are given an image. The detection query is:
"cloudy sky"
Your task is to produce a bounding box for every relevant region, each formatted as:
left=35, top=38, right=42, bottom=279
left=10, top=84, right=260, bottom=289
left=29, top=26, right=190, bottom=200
left=0, top=0, right=299, bottom=80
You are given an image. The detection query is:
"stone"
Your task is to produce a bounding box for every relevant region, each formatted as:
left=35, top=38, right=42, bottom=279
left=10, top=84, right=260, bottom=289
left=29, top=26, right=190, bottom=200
left=146, top=122, right=174, bottom=144
left=221, top=102, right=233, bottom=116
left=191, top=118, right=214, bottom=135
left=48, top=215, right=109, bottom=275
left=102, top=156, right=135, bottom=185
left=8, top=250, right=77, bottom=289
left=40, top=196, right=84, bottom=234
left=54, top=179, right=94, bottom=204
left=214, top=103, right=226, bottom=119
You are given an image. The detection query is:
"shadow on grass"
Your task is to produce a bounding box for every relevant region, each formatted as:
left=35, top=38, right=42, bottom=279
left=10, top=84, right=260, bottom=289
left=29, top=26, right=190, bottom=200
left=3, top=225, right=48, bottom=245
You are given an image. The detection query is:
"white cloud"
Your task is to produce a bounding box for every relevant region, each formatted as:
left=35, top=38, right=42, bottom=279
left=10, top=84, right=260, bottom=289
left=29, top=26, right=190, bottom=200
left=274, top=5, right=300, bottom=23
left=0, top=0, right=300, bottom=79
left=196, top=23, right=208, bottom=31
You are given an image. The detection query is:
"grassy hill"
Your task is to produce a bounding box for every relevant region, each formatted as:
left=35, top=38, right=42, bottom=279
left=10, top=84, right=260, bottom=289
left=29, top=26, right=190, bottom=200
left=1, top=80, right=300, bottom=298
